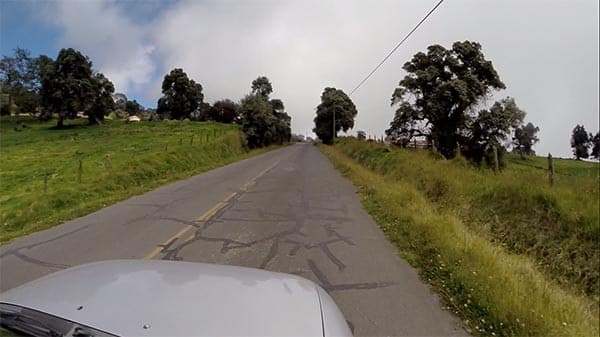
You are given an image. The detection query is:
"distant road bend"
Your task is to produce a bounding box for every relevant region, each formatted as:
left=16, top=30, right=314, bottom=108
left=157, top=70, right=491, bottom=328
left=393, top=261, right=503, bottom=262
left=0, top=143, right=465, bottom=336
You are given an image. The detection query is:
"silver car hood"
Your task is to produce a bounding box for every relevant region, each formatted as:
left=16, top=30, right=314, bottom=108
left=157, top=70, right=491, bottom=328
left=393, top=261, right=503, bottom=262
left=0, top=260, right=351, bottom=337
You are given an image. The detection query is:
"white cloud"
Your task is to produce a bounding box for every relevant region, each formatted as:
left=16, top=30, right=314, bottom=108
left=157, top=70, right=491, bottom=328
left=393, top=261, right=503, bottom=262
left=149, top=0, right=412, bottom=135
left=45, top=0, right=156, bottom=95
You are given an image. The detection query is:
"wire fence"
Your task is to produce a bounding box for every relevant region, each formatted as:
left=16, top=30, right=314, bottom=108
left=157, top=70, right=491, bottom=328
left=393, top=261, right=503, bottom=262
left=32, top=128, right=234, bottom=194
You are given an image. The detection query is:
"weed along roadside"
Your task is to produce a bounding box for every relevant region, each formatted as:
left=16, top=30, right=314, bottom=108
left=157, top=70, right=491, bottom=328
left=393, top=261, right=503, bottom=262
left=319, top=138, right=599, bottom=337
left=0, top=117, right=283, bottom=243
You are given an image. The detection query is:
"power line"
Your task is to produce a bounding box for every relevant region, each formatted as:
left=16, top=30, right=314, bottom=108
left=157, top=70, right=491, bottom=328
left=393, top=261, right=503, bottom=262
left=349, top=0, right=446, bottom=96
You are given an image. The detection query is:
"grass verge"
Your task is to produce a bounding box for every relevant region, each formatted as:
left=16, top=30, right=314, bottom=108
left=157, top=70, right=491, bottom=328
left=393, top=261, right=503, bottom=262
left=319, top=141, right=599, bottom=337
left=331, top=138, right=599, bottom=299
left=1, top=116, right=282, bottom=243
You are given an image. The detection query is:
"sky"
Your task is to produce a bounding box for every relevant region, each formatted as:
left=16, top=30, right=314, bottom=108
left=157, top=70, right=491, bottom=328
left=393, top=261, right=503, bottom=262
left=1, top=0, right=598, bottom=158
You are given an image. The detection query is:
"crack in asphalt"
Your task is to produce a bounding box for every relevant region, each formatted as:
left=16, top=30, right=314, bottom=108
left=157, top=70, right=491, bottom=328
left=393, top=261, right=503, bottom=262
left=0, top=225, right=93, bottom=269
left=217, top=217, right=289, bottom=223
left=12, top=251, right=71, bottom=269
left=307, top=259, right=396, bottom=292
left=159, top=217, right=204, bottom=228
left=158, top=156, right=391, bottom=295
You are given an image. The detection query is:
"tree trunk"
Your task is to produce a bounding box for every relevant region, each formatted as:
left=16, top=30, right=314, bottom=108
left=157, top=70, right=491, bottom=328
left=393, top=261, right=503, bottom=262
left=57, top=116, right=64, bottom=128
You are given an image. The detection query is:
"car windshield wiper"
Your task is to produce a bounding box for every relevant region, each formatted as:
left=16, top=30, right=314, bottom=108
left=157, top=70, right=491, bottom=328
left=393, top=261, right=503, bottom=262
left=0, top=311, right=63, bottom=337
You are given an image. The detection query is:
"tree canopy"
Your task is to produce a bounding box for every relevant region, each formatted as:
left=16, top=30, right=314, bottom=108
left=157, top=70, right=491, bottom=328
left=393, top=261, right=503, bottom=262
left=240, top=77, right=291, bottom=148
left=469, top=97, right=525, bottom=146
left=251, top=76, right=273, bottom=98
left=591, top=132, right=600, bottom=160
left=39, top=48, right=115, bottom=127
left=0, top=48, right=37, bottom=92
left=513, top=122, right=540, bottom=157
left=270, top=98, right=291, bottom=144
left=571, top=125, right=591, bottom=160
left=387, top=41, right=506, bottom=158
left=157, top=68, right=204, bottom=120
left=313, top=87, right=357, bottom=145
left=125, top=99, right=142, bottom=116
left=113, top=93, right=128, bottom=107
left=240, top=94, right=274, bottom=148
left=1, top=48, right=49, bottom=115
left=88, top=73, right=115, bottom=124
left=462, top=97, right=525, bottom=166
left=210, top=99, right=239, bottom=123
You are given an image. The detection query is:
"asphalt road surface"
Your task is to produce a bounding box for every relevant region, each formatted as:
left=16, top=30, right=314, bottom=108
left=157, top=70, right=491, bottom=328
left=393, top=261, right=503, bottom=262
left=1, top=143, right=465, bottom=336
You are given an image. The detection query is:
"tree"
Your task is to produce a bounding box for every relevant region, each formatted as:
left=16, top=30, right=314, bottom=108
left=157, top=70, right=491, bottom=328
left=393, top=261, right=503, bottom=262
left=210, top=99, right=239, bottom=123
left=570, top=125, right=591, bottom=160
left=38, top=48, right=115, bottom=126
left=88, top=73, right=115, bottom=124
left=240, top=77, right=291, bottom=148
left=313, top=87, right=357, bottom=145
left=125, top=99, right=142, bottom=116
left=469, top=98, right=524, bottom=145
left=463, top=97, right=525, bottom=166
left=40, top=48, right=96, bottom=127
left=0, top=48, right=38, bottom=114
left=270, top=98, right=291, bottom=143
left=13, top=90, right=40, bottom=115
left=251, top=76, right=273, bottom=98
left=197, top=102, right=212, bottom=121
left=387, top=41, right=505, bottom=158
left=112, top=93, right=128, bottom=109
left=357, top=130, right=366, bottom=140
left=157, top=68, right=203, bottom=120
left=513, top=122, right=540, bottom=157
left=591, top=132, right=600, bottom=160
left=240, top=94, right=275, bottom=148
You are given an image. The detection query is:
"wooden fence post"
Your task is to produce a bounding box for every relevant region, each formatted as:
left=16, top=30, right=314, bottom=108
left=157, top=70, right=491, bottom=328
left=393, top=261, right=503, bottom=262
left=548, top=153, right=554, bottom=186
left=104, top=154, right=111, bottom=169
left=190, top=135, right=194, bottom=145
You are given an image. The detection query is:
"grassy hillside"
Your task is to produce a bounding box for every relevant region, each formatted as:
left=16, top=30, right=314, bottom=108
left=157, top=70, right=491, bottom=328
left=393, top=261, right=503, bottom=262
left=0, top=116, right=276, bottom=243
left=320, top=138, right=599, bottom=337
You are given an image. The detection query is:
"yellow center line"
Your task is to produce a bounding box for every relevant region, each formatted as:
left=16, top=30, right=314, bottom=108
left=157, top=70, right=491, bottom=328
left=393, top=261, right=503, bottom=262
left=143, top=160, right=281, bottom=260
left=143, top=224, right=194, bottom=260
left=222, top=191, right=238, bottom=203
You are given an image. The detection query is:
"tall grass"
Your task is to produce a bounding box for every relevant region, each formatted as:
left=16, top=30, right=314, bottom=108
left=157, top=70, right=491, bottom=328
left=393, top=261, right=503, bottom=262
left=333, top=138, right=599, bottom=299
left=320, top=139, right=599, bottom=337
left=0, top=116, right=277, bottom=243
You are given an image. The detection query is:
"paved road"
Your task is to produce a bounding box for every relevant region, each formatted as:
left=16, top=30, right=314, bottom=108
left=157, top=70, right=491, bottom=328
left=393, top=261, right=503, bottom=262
left=1, top=144, right=465, bottom=336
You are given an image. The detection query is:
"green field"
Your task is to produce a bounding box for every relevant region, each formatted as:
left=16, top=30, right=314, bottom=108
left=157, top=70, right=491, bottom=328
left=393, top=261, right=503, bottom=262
left=320, top=138, right=599, bottom=337
left=0, top=116, right=276, bottom=243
